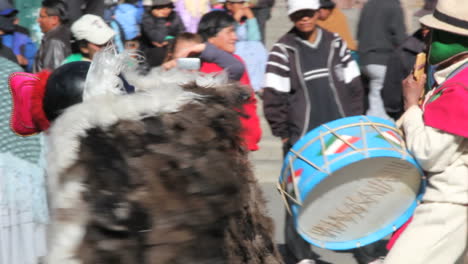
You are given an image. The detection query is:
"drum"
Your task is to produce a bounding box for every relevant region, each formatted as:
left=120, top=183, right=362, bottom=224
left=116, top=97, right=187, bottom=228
left=278, top=116, right=425, bottom=250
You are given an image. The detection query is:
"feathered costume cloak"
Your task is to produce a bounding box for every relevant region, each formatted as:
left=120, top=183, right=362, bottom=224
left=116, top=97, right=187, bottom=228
left=10, top=51, right=283, bottom=264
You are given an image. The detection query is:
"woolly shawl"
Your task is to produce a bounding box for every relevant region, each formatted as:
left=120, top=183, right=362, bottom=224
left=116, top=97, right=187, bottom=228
left=44, top=69, right=282, bottom=263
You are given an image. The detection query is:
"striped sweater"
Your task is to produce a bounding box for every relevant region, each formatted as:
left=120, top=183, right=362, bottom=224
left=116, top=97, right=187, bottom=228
left=263, top=27, right=364, bottom=145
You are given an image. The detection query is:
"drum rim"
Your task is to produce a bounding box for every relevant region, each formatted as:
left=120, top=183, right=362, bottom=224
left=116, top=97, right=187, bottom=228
left=280, top=153, right=426, bottom=250
left=293, top=197, right=421, bottom=250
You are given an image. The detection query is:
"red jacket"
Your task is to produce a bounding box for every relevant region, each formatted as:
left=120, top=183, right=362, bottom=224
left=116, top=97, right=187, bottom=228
left=200, top=56, right=262, bottom=151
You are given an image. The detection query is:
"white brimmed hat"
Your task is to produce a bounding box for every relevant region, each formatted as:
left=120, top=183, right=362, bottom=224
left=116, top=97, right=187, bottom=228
left=420, top=0, right=468, bottom=36
left=288, top=0, right=320, bottom=15
left=71, top=14, right=115, bottom=45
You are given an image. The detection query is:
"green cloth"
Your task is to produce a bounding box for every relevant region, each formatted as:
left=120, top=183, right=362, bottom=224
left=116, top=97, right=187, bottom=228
left=62, top=53, right=87, bottom=64
left=429, top=29, right=468, bottom=64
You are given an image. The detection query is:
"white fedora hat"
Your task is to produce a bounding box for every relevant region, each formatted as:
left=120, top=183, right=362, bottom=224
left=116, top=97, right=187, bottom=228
left=420, top=0, right=468, bottom=36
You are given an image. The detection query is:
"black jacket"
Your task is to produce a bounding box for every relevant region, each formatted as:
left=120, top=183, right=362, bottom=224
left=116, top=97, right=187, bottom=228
left=0, top=40, right=17, bottom=64
left=382, top=29, right=426, bottom=119
left=263, top=28, right=364, bottom=145
left=141, top=11, right=185, bottom=43
left=357, top=0, right=407, bottom=66
left=140, top=11, right=185, bottom=66
left=33, top=25, right=71, bottom=72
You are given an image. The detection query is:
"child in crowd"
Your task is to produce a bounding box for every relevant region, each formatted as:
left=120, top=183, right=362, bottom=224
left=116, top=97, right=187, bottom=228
left=114, top=0, right=141, bottom=42
left=104, top=0, right=143, bottom=53
left=162, top=32, right=245, bottom=81
left=141, top=0, right=185, bottom=66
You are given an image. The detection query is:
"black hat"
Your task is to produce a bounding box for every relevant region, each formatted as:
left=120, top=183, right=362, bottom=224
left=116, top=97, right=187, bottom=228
left=0, top=1, right=18, bottom=16
left=320, top=0, right=336, bottom=9
left=150, top=0, right=173, bottom=6
left=43, top=61, right=90, bottom=121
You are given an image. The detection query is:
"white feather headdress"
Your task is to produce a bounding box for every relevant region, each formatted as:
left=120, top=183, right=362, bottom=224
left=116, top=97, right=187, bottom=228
left=83, top=48, right=140, bottom=100
left=83, top=48, right=229, bottom=100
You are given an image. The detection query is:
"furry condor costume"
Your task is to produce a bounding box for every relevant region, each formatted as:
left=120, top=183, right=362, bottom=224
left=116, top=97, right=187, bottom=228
left=9, top=51, right=283, bottom=264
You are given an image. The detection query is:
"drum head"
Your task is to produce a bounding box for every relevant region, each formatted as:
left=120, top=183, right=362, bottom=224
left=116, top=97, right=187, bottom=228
left=279, top=116, right=425, bottom=250
left=297, top=157, right=420, bottom=249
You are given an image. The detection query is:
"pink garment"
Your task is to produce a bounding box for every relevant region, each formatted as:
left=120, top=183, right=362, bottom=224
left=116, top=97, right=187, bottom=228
left=8, top=71, right=51, bottom=136
left=386, top=217, right=412, bottom=250
left=423, top=66, right=468, bottom=138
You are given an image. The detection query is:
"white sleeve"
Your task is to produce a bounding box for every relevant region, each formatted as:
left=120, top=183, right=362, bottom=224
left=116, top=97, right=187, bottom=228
left=399, top=105, right=464, bottom=172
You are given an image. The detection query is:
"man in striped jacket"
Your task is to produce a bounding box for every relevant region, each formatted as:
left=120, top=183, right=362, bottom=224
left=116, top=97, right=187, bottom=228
left=262, top=0, right=364, bottom=262
left=263, top=0, right=363, bottom=154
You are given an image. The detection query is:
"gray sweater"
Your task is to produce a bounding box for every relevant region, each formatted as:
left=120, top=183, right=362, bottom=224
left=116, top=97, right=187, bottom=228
left=357, top=0, right=407, bottom=66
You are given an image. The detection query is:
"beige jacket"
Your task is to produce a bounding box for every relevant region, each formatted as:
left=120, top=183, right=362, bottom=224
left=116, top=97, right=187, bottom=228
left=399, top=60, right=468, bottom=205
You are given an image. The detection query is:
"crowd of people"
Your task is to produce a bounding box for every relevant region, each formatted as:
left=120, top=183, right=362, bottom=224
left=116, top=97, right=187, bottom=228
left=0, top=0, right=467, bottom=263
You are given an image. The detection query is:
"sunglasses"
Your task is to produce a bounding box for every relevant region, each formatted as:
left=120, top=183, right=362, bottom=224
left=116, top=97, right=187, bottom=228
left=289, top=9, right=317, bottom=21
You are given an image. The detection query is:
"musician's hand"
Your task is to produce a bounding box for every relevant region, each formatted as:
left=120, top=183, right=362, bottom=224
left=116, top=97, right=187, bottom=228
left=282, top=138, right=289, bottom=144
left=402, top=72, right=426, bottom=110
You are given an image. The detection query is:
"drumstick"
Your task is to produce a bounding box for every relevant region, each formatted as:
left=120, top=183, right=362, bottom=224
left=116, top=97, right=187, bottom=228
left=413, top=53, right=426, bottom=81
left=414, top=53, right=426, bottom=105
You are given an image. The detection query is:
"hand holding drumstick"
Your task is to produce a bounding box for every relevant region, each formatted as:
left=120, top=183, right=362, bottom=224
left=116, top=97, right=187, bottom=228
left=402, top=53, right=427, bottom=110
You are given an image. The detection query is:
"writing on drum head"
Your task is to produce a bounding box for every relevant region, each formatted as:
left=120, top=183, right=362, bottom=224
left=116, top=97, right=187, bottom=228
left=308, top=176, right=396, bottom=238
left=304, top=161, right=416, bottom=240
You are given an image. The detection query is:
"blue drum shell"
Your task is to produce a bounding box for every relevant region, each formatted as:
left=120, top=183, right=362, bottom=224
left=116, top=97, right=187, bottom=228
left=279, top=115, right=425, bottom=250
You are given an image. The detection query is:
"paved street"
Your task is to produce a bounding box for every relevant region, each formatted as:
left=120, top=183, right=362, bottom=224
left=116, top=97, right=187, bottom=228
left=251, top=1, right=426, bottom=263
